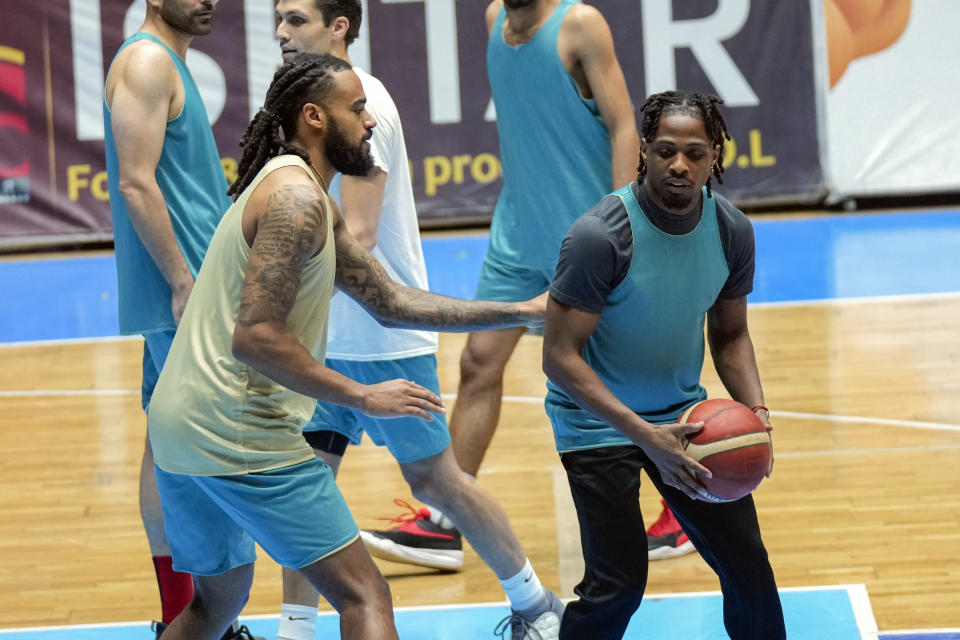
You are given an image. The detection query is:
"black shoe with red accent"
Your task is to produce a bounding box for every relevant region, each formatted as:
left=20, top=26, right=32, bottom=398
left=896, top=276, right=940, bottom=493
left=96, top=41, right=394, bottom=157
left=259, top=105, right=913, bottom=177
left=646, top=499, right=696, bottom=560
left=360, top=499, right=464, bottom=571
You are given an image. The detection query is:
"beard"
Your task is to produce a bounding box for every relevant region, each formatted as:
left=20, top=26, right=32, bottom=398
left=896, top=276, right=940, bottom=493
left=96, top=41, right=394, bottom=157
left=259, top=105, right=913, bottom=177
left=325, top=118, right=374, bottom=177
left=660, top=190, right=696, bottom=211
left=503, top=0, right=535, bottom=8
left=160, top=1, right=215, bottom=36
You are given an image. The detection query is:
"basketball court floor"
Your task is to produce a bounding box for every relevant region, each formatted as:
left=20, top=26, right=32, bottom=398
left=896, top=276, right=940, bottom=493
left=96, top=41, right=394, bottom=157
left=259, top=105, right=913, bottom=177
left=1, top=208, right=959, bottom=639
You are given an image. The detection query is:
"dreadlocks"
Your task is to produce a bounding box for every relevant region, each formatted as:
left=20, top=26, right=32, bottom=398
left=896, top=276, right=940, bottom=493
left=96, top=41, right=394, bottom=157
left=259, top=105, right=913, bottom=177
left=637, top=90, right=730, bottom=197
left=228, top=52, right=352, bottom=197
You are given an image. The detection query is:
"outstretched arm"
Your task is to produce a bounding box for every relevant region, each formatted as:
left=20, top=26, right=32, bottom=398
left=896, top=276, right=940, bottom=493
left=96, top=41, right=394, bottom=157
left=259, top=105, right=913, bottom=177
left=333, top=210, right=544, bottom=331
left=232, top=180, right=443, bottom=419
left=542, top=296, right=711, bottom=499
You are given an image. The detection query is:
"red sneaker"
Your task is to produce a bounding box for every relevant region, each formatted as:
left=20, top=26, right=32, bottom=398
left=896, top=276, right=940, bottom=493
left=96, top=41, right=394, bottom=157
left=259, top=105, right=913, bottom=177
left=646, top=499, right=696, bottom=560
left=360, top=499, right=464, bottom=570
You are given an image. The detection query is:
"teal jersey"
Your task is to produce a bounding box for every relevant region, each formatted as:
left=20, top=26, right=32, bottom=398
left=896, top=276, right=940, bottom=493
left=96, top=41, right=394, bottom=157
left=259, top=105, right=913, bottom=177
left=486, top=0, right=612, bottom=271
left=546, top=186, right=730, bottom=452
left=104, top=33, right=230, bottom=335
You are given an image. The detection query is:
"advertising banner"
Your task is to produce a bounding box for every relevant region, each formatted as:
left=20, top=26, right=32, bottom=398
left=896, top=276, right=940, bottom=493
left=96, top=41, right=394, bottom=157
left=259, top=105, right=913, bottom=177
left=0, top=0, right=824, bottom=247
left=822, top=0, right=960, bottom=201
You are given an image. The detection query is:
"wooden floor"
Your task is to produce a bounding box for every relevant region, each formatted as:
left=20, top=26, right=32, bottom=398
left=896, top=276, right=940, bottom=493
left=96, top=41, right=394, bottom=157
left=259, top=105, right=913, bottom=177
left=1, top=295, right=959, bottom=631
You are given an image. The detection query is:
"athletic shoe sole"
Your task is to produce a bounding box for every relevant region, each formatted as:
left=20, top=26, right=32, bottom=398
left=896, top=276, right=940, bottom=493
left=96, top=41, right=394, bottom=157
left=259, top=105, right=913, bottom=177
left=647, top=538, right=695, bottom=560
left=360, top=530, right=464, bottom=570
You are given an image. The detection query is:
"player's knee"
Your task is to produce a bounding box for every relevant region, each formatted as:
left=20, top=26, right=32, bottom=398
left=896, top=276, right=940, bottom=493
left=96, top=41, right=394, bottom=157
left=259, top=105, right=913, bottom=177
left=614, top=578, right=646, bottom=613
left=458, top=345, right=506, bottom=386
left=191, top=588, right=249, bottom=623
left=344, top=571, right=392, bottom=614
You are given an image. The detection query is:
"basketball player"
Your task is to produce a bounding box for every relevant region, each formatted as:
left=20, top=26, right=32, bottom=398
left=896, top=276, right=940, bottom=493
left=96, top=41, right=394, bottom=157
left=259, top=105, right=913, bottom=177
left=364, top=0, right=694, bottom=566
left=146, top=53, right=560, bottom=640
left=541, top=90, right=784, bottom=639
left=270, top=4, right=563, bottom=640
left=102, top=2, right=255, bottom=637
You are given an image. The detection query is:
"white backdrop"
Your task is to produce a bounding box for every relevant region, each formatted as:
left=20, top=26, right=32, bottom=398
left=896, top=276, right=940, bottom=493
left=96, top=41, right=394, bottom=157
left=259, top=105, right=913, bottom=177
left=824, top=0, right=960, bottom=201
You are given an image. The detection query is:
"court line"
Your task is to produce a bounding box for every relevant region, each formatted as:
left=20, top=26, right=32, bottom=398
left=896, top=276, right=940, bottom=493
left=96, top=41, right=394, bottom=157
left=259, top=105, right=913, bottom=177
left=847, top=583, right=880, bottom=640
left=0, top=335, right=140, bottom=349
left=878, top=630, right=960, bottom=636
left=0, top=290, right=957, bottom=350
left=0, top=585, right=871, bottom=633
left=772, top=410, right=960, bottom=433
left=0, top=390, right=957, bottom=438
left=750, top=290, right=960, bottom=309
left=448, top=395, right=960, bottom=434
left=0, top=390, right=138, bottom=397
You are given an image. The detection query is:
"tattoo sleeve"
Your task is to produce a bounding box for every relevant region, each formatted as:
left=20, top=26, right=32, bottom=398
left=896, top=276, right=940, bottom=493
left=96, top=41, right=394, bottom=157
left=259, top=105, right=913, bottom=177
left=237, top=185, right=328, bottom=327
left=332, top=214, right=532, bottom=332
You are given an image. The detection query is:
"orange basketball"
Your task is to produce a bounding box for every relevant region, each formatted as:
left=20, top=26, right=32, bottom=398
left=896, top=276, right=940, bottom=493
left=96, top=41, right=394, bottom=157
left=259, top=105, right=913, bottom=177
left=678, top=399, right=772, bottom=502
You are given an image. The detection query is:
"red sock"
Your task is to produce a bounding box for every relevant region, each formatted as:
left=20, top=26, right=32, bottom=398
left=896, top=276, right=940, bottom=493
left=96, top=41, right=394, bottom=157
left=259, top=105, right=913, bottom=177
left=152, top=556, right=194, bottom=624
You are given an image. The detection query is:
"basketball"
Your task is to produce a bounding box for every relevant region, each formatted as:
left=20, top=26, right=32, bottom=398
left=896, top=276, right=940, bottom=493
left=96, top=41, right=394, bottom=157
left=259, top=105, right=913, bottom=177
left=678, top=399, right=773, bottom=502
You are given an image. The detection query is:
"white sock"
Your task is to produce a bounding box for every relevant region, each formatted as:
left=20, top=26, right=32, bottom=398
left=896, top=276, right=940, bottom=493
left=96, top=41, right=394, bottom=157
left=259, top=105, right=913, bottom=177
left=429, top=506, right=455, bottom=530
left=277, top=603, right=317, bottom=640
left=499, top=558, right=545, bottom=613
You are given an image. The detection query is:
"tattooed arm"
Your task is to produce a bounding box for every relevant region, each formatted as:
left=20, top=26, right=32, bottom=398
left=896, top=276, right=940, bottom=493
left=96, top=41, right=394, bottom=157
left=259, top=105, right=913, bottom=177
left=231, top=174, right=444, bottom=419
left=333, top=208, right=545, bottom=330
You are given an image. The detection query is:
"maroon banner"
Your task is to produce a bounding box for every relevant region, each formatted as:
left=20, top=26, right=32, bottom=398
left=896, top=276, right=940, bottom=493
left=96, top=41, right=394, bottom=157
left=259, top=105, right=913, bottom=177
left=0, top=0, right=824, bottom=247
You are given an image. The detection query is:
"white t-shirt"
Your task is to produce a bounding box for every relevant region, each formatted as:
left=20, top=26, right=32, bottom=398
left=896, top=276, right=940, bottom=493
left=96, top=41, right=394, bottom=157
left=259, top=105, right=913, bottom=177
left=325, top=67, right=439, bottom=361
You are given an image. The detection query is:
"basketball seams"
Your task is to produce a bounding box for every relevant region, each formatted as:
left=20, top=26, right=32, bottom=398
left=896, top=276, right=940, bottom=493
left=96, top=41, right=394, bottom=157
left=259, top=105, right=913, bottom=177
left=686, top=432, right=772, bottom=459
left=675, top=398, right=772, bottom=501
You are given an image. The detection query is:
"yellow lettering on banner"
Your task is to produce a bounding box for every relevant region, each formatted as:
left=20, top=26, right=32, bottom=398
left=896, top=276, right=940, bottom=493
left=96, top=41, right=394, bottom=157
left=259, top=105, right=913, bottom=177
left=749, top=130, right=776, bottom=167
left=722, top=138, right=737, bottom=169
left=471, top=153, right=500, bottom=183
left=452, top=155, right=472, bottom=183
left=67, top=164, right=111, bottom=201
left=422, top=153, right=503, bottom=196
left=90, top=171, right=110, bottom=201
left=424, top=156, right=452, bottom=196
left=221, top=157, right=238, bottom=186
left=67, top=165, right=91, bottom=201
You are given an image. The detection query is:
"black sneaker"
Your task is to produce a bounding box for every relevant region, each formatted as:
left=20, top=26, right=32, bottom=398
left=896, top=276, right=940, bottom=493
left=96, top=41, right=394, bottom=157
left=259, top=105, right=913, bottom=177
left=151, top=620, right=263, bottom=639
left=360, top=499, right=464, bottom=570
left=646, top=499, right=695, bottom=560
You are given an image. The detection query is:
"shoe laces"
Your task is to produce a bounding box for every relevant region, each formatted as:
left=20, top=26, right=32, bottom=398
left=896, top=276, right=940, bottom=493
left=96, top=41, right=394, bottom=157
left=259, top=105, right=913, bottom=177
left=377, top=498, right=431, bottom=525
left=493, top=612, right=547, bottom=640
left=228, top=625, right=257, bottom=640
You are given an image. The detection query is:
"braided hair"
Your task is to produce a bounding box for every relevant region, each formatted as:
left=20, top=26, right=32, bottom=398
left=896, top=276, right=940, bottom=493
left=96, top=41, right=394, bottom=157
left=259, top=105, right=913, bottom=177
left=637, top=90, right=730, bottom=197
left=228, top=53, right=352, bottom=197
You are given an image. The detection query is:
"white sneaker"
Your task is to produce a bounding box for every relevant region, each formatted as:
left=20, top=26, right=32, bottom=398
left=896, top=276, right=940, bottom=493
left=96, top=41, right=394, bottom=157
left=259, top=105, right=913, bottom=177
left=493, top=590, right=564, bottom=640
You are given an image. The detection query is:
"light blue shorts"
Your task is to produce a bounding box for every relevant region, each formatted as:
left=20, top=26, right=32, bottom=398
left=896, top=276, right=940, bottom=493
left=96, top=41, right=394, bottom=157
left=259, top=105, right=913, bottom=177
left=475, top=252, right=554, bottom=303
left=304, top=355, right=450, bottom=464
left=155, top=458, right=359, bottom=575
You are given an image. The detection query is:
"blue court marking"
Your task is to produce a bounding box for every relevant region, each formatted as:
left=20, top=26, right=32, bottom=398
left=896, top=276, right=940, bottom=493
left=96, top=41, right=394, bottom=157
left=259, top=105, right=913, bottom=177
left=0, top=586, right=874, bottom=639
left=882, top=635, right=960, bottom=640
left=2, top=208, right=959, bottom=343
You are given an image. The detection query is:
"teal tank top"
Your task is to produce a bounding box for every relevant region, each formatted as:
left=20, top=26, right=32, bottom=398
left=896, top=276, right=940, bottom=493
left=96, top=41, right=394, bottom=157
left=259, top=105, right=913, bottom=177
left=545, top=186, right=729, bottom=452
left=104, top=33, right=230, bottom=335
left=486, top=0, right=612, bottom=270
